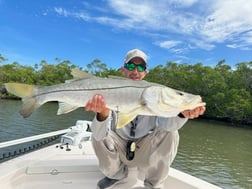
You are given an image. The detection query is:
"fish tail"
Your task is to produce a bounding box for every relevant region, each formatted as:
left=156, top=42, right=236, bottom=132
left=4, top=83, right=40, bottom=118
left=4, top=83, right=35, bottom=98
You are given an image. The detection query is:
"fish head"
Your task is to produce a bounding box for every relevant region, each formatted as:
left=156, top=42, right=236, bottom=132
left=142, top=86, right=205, bottom=117
left=160, top=87, right=205, bottom=111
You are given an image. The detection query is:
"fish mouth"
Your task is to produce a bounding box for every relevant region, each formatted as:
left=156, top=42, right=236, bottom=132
left=186, top=97, right=206, bottom=109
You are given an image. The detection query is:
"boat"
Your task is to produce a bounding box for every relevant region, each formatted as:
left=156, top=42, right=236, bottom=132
left=0, top=120, right=222, bottom=189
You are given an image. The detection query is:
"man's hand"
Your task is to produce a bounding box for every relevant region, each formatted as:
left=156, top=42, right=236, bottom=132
left=181, top=106, right=206, bottom=119
left=85, top=94, right=110, bottom=121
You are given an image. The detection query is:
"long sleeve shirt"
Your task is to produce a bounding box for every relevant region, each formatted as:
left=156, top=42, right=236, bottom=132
left=91, top=110, right=188, bottom=141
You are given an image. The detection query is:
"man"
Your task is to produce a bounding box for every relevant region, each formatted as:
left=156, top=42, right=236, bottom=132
left=85, top=49, right=206, bottom=189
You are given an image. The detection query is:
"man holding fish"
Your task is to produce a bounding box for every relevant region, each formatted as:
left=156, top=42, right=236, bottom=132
left=86, top=49, right=206, bottom=189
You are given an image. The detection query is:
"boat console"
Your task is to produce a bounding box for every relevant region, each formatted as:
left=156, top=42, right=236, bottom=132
left=60, top=120, right=92, bottom=149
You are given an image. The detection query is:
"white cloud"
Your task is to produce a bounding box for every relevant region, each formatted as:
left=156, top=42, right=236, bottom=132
left=200, top=0, right=252, bottom=43
left=54, top=7, right=69, bottom=17
left=188, top=38, right=215, bottom=51
left=238, top=30, right=252, bottom=49
left=226, top=44, right=240, bottom=49
left=54, top=7, right=91, bottom=21
left=169, top=0, right=198, bottom=7
left=157, top=40, right=182, bottom=49
left=53, top=0, right=252, bottom=52
left=226, top=30, right=252, bottom=50
left=155, top=40, right=192, bottom=54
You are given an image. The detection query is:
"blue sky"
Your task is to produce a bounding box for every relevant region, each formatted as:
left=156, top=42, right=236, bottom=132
left=1, top=0, right=252, bottom=70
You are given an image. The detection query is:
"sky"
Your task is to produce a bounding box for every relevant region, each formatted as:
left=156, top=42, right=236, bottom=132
left=1, top=0, right=252, bottom=70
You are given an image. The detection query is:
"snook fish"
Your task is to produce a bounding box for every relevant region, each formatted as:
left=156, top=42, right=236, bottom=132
left=4, top=70, right=205, bottom=128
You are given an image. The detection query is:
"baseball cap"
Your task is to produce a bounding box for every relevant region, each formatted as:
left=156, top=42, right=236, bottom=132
left=124, top=49, right=147, bottom=65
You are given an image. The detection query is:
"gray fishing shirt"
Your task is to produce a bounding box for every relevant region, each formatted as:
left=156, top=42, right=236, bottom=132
left=91, top=110, right=188, bottom=141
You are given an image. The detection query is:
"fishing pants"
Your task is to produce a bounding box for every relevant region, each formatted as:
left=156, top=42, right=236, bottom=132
left=92, top=129, right=179, bottom=189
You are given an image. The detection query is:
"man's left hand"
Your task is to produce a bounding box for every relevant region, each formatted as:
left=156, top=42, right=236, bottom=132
left=181, top=106, right=206, bottom=119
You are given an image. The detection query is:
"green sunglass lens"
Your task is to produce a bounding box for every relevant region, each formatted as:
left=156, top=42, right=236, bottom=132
left=127, top=63, right=136, bottom=70
left=137, top=65, right=145, bottom=72
left=125, top=62, right=146, bottom=72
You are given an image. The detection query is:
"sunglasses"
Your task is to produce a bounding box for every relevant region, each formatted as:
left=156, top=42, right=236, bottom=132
left=124, top=62, right=146, bottom=72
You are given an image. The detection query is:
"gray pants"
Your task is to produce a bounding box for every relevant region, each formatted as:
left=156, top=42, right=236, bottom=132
left=92, top=129, right=179, bottom=188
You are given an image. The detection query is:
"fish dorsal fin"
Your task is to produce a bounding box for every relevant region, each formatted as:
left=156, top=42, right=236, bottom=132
left=57, top=102, right=79, bottom=115
left=71, top=68, right=95, bottom=79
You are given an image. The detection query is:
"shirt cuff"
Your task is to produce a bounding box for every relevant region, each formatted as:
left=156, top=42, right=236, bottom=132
left=91, top=111, right=112, bottom=141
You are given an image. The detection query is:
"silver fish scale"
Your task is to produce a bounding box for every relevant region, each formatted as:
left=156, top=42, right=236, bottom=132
left=38, top=78, right=156, bottom=94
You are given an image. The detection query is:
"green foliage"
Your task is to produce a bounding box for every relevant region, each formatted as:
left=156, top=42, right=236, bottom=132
left=35, top=60, right=74, bottom=85
left=146, top=61, right=252, bottom=125
left=86, top=59, right=108, bottom=77
left=0, top=62, right=36, bottom=84
left=224, top=89, right=252, bottom=122
left=0, top=53, right=251, bottom=125
left=0, top=59, right=74, bottom=86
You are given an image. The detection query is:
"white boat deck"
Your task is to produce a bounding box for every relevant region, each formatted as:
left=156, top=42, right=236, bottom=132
left=0, top=141, right=221, bottom=189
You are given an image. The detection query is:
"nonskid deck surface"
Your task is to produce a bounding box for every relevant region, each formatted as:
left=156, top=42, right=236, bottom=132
left=0, top=141, right=221, bottom=189
left=0, top=142, right=145, bottom=189
left=12, top=165, right=145, bottom=189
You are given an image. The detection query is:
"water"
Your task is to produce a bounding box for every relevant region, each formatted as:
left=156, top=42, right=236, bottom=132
left=0, top=99, right=94, bottom=159
left=173, top=120, right=252, bottom=189
left=0, top=100, right=252, bottom=189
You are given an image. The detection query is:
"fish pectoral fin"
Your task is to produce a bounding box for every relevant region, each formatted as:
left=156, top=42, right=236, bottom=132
left=117, top=113, right=138, bottom=129
left=117, top=108, right=142, bottom=129
left=57, top=102, right=79, bottom=115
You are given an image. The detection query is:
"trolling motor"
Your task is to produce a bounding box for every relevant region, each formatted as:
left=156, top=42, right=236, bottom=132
left=60, top=120, right=92, bottom=150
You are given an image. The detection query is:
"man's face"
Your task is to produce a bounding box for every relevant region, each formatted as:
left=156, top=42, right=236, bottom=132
left=121, top=57, right=147, bottom=80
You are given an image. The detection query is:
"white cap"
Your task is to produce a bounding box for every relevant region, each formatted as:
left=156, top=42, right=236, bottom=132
left=124, top=49, right=147, bottom=65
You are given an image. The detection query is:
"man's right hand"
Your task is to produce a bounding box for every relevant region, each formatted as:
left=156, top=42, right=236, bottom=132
left=85, top=94, right=110, bottom=121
